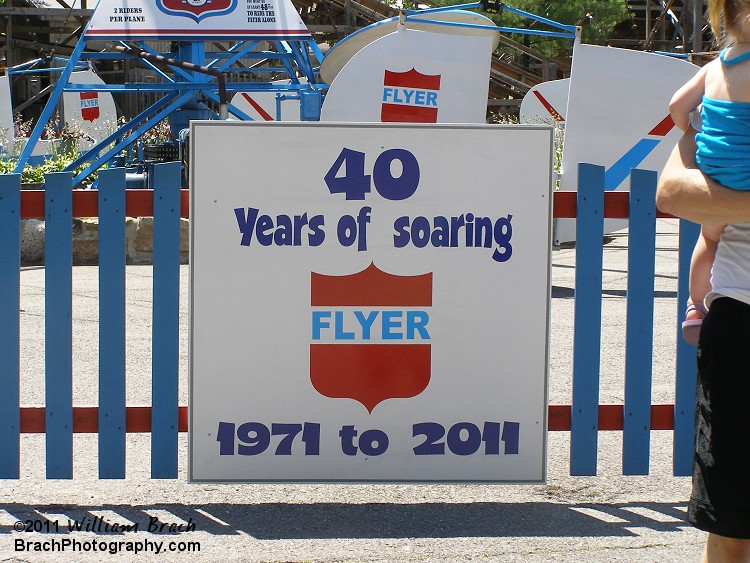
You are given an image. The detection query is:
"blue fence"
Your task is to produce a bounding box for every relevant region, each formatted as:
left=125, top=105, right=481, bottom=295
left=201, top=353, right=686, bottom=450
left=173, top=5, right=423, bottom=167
left=0, top=162, right=699, bottom=479
left=569, top=164, right=699, bottom=477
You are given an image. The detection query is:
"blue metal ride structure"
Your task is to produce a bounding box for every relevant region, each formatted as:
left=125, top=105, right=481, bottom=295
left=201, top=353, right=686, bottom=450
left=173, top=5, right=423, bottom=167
left=13, top=16, right=327, bottom=186
left=12, top=0, right=575, bottom=187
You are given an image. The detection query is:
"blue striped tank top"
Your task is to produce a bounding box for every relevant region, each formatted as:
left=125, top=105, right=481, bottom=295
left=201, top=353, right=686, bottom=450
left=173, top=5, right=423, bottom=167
left=695, top=48, right=750, bottom=190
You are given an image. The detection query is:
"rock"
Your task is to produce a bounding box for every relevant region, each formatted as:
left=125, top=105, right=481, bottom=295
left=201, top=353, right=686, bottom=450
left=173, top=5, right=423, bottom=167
left=126, top=217, right=189, bottom=264
left=19, top=216, right=189, bottom=266
left=20, top=219, right=45, bottom=265
left=133, top=217, right=154, bottom=253
left=71, top=218, right=100, bottom=265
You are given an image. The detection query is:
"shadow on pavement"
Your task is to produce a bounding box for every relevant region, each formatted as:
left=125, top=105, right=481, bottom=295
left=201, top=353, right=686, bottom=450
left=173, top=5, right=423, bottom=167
left=1, top=501, right=689, bottom=539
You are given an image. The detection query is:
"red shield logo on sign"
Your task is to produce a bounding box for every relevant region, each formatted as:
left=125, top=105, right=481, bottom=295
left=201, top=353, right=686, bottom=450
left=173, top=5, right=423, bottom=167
left=381, top=68, right=441, bottom=123
left=79, top=92, right=100, bottom=122
left=158, top=0, right=236, bottom=22
left=310, top=263, right=432, bottom=413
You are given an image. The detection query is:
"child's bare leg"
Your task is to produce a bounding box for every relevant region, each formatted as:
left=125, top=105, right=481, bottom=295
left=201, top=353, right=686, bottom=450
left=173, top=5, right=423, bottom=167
left=688, top=234, right=716, bottom=312
left=683, top=224, right=723, bottom=345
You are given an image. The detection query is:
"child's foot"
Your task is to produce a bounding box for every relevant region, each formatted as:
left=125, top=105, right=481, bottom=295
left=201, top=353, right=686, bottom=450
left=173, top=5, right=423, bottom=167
left=682, top=303, right=707, bottom=346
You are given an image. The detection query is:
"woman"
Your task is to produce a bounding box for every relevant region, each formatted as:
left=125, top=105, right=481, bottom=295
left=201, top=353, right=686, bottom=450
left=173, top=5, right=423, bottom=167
left=658, top=129, right=750, bottom=563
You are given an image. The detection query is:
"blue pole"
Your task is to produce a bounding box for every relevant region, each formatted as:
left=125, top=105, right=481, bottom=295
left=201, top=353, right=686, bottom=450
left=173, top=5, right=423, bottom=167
left=0, top=174, right=20, bottom=478
left=623, top=170, right=657, bottom=475
left=98, top=168, right=127, bottom=479
left=674, top=219, right=700, bottom=476
left=45, top=172, right=74, bottom=479
left=151, top=162, right=182, bottom=479
left=571, top=164, right=605, bottom=476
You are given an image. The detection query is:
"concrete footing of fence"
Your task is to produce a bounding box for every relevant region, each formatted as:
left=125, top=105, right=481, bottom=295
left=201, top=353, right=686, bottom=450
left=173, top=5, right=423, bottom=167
left=20, top=218, right=190, bottom=265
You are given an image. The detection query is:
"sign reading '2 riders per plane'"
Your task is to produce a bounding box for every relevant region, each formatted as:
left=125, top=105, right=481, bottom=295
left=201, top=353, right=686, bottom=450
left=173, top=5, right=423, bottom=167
left=85, top=0, right=310, bottom=40
left=189, top=122, right=553, bottom=483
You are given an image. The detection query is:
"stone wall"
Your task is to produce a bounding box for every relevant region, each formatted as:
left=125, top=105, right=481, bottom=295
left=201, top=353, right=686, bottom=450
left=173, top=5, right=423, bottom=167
left=20, top=217, right=190, bottom=265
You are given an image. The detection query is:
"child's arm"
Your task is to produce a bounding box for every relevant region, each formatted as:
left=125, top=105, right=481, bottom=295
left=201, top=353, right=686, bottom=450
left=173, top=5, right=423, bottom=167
left=669, top=65, right=709, bottom=132
left=701, top=223, right=724, bottom=244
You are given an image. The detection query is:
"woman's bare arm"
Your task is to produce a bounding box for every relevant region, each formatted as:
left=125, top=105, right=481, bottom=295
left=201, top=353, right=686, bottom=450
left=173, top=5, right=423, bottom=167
left=656, top=130, right=750, bottom=224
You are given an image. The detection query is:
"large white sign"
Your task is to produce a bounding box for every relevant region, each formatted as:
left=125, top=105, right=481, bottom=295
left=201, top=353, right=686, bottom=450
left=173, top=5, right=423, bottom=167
left=189, top=122, right=553, bottom=483
left=86, top=0, right=310, bottom=40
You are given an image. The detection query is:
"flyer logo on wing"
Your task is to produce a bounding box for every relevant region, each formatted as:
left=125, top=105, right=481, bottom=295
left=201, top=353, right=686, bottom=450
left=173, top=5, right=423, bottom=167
left=310, top=263, right=432, bottom=412
left=381, top=68, right=441, bottom=123
left=79, top=92, right=100, bottom=122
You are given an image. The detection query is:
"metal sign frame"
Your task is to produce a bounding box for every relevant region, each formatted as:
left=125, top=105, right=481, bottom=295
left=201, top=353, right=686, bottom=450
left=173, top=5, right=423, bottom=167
left=189, top=121, right=554, bottom=484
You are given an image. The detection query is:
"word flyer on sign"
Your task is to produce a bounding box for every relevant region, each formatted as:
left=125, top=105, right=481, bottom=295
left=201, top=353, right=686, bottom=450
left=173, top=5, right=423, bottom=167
left=189, top=122, right=553, bottom=483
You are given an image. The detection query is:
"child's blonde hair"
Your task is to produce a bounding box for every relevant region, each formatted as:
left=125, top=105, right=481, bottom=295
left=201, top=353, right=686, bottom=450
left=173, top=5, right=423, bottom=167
left=709, top=0, right=750, bottom=44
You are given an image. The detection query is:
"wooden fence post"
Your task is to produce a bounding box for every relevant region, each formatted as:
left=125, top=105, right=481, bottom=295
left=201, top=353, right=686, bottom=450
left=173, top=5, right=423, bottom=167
left=98, top=168, right=127, bottom=478
left=571, top=163, right=605, bottom=476
left=151, top=162, right=182, bottom=479
left=45, top=172, right=74, bottom=479
left=623, top=169, right=657, bottom=475
left=0, top=174, right=21, bottom=478
left=674, top=219, right=700, bottom=476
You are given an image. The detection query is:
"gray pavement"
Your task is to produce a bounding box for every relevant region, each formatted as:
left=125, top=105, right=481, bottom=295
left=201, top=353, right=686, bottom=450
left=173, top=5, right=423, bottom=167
left=0, top=218, right=706, bottom=562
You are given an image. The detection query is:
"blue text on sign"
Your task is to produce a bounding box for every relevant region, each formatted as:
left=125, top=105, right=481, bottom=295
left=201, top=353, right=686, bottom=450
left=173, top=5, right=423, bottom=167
left=393, top=213, right=513, bottom=263
left=235, top=207, right=325, bottom=247
left=382, top=88, right=438, bottom=106
left=312, top=310, right=430, bottom=341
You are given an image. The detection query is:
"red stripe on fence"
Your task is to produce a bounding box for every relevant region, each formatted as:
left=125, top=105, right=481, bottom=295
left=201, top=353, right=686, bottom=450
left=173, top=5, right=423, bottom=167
left=20, top=189, right=191, bottom=219
left=20, top=190, right=670, bottom=220
left=20, top=407, right=190, bottom=433
left=552, top=190, right=673, bottom=219
left=17, top=405, right=673, bottom=433
left=548, top=404, right=673, bottom=431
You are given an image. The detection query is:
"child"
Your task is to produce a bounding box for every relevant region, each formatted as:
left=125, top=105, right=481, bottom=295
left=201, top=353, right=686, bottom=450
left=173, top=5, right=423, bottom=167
left=668, top=0, right=750, bottom=345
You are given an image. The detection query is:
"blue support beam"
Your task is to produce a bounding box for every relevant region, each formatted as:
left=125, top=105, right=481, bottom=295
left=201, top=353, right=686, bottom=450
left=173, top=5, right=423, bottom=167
left=14, top=34, right=90, bottom=172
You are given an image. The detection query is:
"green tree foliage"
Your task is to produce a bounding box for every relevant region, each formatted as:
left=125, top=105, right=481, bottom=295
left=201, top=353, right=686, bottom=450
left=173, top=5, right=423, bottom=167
left=437, top=0, right=631, bottom=57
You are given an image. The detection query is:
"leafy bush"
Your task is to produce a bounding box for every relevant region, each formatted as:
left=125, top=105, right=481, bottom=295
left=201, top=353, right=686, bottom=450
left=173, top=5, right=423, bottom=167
left=0, top=114, right=104, bottom=185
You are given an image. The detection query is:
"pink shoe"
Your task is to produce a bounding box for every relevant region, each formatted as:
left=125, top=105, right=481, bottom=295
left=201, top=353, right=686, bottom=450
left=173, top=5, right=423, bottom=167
left=682, top=303, right=708, bottom=346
